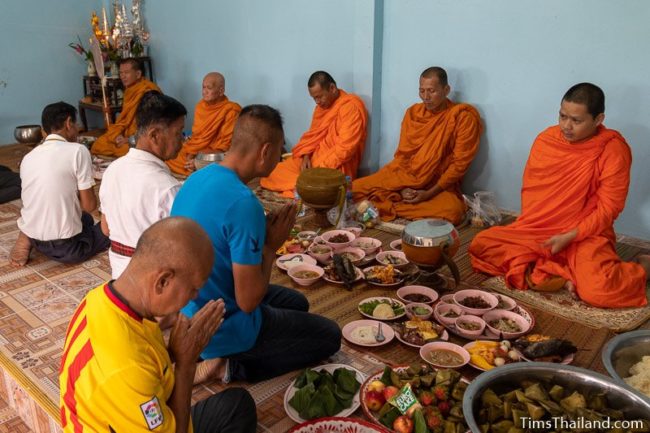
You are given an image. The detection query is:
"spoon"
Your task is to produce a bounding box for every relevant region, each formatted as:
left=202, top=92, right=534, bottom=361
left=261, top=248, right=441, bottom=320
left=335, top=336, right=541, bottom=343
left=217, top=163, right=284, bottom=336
left=375, top=323, right=386, bottom=343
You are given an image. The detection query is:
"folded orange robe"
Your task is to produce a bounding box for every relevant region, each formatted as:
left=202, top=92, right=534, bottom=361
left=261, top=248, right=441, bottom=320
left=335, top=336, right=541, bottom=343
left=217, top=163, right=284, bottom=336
left=469, top=125, right=647, bottom=308
left=91, top=79, right=161, bottom=157
left=166, top=97, right=241, bottom=175
left=260, top=89, right=368, bottom=197
left=352, top=100, right=481, bottom=224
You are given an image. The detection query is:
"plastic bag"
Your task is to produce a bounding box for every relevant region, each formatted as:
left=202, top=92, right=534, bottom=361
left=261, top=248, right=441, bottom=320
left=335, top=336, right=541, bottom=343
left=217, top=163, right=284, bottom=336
left=327, top=199, right=380, bottom=229
left=463, top=191, right=501, bottom=227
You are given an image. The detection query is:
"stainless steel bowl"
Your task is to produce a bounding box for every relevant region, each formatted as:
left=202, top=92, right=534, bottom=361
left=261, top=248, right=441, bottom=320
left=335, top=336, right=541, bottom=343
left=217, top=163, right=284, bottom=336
left=602, top=330, right=650, bottom=402
left=194, top=152, right=225, bottom=170
left=463, top=362, right=650, bottom=433
left=14, top=125, right=43, bottom=145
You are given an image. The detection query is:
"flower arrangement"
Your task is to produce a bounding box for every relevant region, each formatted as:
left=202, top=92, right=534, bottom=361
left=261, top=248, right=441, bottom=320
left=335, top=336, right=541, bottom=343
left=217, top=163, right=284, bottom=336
left=68, top=36, right=93, bottom=62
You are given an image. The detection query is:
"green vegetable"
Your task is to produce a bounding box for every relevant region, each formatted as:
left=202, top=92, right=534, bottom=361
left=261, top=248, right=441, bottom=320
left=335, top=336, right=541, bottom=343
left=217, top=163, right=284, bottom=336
left=288, top=367, right=361, bottom=420
left=379, top=407, right=400, bottom=429
left=413, top=409, right=430, bottom=433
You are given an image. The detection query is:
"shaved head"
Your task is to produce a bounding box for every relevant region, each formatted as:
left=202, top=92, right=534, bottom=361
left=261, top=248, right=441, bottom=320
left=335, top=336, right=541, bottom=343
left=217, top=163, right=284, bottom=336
left=202, top=72, right=226, bottom=104
left=421, top=66, right=448, bottom=87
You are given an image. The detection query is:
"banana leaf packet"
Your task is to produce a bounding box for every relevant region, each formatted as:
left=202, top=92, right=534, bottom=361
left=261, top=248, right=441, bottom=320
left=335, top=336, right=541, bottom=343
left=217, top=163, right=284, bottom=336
left=288, top=367, right=360, bottom=420
left=477, top=380, right=650, bottom=433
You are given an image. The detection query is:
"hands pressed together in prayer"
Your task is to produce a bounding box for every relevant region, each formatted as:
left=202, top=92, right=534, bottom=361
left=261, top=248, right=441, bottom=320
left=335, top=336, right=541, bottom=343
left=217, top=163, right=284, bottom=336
left=265, top=202, right=298, bottom=251
left=169, top=299, right=225, bottom=366
left=300, top=155, right=312, bottom=172
left=542, top=228, right=578, bottom=255
left=184, top=154, right=197, bottom=173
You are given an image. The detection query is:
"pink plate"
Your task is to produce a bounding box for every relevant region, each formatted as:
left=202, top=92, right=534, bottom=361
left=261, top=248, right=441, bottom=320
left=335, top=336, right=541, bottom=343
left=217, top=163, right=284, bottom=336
left=342, top=319, right=395, bottom=347
left=288, top=417, right=389, bottom=433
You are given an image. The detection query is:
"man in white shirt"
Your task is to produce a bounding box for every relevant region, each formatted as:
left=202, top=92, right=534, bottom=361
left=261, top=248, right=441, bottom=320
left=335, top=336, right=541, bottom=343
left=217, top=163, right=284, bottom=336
left=10, top=102, right=109, bottom=266
left=100, top=92, right=187, bottom=278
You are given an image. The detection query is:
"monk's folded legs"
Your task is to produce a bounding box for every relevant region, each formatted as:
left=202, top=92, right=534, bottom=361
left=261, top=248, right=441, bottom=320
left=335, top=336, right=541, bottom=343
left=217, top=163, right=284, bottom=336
left=392, top=190, right=466, bottom=225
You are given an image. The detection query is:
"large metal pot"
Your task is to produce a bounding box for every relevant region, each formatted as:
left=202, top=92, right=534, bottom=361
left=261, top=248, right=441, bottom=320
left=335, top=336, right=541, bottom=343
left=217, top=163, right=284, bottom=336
left=602, top=330, right=650, bottom=403
left=463, top=362, right=650, bottom=433
left=296, top=167, right=346, bottom=209
left=401, top=219, right=460, bottom=284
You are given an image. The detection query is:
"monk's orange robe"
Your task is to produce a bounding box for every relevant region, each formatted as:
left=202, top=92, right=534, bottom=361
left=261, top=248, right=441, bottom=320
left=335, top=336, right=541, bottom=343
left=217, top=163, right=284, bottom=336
left=260, top=89, right=368, bottom=197
left=91, top=79, right=161, bottom=157
left=352, top=100, right=481, bottom=224
left=469, top=125, right=647, bottom=308
left=166, top=97, right=241, bottom=175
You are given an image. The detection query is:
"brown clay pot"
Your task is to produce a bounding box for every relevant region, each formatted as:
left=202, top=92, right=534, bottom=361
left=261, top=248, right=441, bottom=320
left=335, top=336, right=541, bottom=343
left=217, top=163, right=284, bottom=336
left=296, top=168, right=346, bottom=209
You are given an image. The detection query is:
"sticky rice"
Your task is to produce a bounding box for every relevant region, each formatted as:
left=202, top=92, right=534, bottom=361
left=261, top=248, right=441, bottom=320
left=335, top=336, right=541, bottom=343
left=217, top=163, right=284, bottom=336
left=625, top=355, right=650, bottom=397
left=350, top=326, right=377, bottom=344
left=372, top=303, right=395, bottom=319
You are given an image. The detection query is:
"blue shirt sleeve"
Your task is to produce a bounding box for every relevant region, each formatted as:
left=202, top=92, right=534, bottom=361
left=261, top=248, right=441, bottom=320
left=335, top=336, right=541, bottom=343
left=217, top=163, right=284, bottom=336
left=224, top=195, right=266, bottom=265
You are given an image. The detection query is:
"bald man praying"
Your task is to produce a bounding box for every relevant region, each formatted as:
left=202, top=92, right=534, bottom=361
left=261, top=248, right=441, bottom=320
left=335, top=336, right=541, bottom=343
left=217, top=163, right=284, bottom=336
left=167, top=72, right=241, bottom=176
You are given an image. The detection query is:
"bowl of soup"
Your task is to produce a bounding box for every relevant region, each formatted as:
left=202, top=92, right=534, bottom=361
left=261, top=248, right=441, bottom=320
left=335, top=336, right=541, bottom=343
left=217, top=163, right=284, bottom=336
left=455, top=315, right=486, bottom=337
left=420, top=341, right=470, bottom=369
left=288, top=264, right=324, bottom=286
left=397, top=285, right=439, bottom=305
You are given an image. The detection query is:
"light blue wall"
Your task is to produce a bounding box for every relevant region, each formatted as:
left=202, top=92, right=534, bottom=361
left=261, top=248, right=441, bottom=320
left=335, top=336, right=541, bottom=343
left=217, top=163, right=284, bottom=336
left=381, top=0, right=650, bottom=238
left=0, top=0, right=101, bottom=144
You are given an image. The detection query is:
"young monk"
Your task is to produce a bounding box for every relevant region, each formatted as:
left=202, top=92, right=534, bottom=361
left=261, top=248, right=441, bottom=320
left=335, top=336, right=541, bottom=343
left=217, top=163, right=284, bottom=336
left=166, top=72, right=241, bottom=176
left=352, top=67, right=482, bottom=224
left=91, top=58, right=160, bottom=157
left=469, top=83, right=649, bottom=308
left=260, top=71, right=367, bottom=197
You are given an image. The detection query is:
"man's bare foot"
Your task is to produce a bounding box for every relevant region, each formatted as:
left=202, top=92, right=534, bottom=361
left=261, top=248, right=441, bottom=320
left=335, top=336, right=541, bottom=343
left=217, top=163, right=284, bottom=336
left=9, top=232, right=32, bottom=267
left=637, top=255, right=650, bottom=278
left=564, top=280, right=579, bottom=300
left=193, top=358, right=226, bottom=385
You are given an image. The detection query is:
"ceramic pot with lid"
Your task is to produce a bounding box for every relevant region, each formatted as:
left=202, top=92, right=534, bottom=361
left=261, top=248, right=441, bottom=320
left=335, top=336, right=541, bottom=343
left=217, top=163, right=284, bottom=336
left=296, top=168, right=346, bottom=209
left=401, top=219, right=460, bottom=285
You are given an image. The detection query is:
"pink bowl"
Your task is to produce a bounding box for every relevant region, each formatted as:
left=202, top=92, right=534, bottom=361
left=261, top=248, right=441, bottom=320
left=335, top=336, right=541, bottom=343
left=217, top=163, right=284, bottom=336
left=495, top=294, right=517, bottom=311
left=483, top=309, right=530, bottom=339
left=351, top=237, right=382, bottom=255
left=288, top=264, right=324, bottom=286
left=435, top=303, right=464, bottom=326
left=336, top=247, right=366, bottom=265
left=321, top=230, right=354, bottom=251
left=389, top=239, right=402, bottom=251
left=439, top=294, right=456, bottom=304
left=343, top=225, right=363, bottom=239
left=307, top=243, right=332, bottom=264
left=405, top=303, right=433, bottom=320
left=453, top=289, right=498, bottom=315
left=375, top=251, right=409, bottom=269
left=397, top=285, right=439, bottom=305
left=455, top=314, right=486, bottom=337
left=419, top=341, right=470, bottom=369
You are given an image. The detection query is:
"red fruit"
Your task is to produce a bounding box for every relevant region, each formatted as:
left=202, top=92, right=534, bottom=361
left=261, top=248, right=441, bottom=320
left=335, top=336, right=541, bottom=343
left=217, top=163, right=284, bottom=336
left=364, top=390, right=385, bottom=411
left=432, top=386, right=448, bottom=402
left=393, top=415, right=414, bottom=433
left=383, top=385, right=400, bottom=401
left=418, top=390, right=434, bottom=406
left=426, top=412, right=443, bottom=429
left=437, top=401, right=451, bottom=416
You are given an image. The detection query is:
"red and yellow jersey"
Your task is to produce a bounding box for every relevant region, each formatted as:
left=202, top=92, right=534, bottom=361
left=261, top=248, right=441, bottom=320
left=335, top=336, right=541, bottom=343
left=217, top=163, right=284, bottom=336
left=59, top=282, right=190, bottom=433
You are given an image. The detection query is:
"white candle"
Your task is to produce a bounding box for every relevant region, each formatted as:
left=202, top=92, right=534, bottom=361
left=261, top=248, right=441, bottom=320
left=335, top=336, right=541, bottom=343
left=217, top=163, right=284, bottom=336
left=102, top=7, right=109, bottom=37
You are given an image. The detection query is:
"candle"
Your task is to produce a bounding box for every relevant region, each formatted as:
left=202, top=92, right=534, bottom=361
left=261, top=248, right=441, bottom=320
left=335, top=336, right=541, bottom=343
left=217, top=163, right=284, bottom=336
left=102, top=7, right=109, bottom=37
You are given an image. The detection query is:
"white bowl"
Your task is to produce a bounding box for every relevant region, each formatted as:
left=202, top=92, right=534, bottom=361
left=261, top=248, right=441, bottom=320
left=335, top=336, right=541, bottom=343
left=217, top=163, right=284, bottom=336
left=397, top=285, right=439, bottom=305
left=288, top=264, right=324, bottom=286
left=453, top=289, right=499, bottom=315
left=435, top=303, right=464, bottom=326
left=321, top=230, right=354, bottom=251
left=483, top=309, right=530, bottom=339
left=405, top=302, right=433, bottom=320
left=455, top=315, right=486, bottom=337
left=307, top=243, right=333, bottom=264
left=375, top=251, right=409, bottom=269
left=351, top=237, right=382, bottom=255
left=420, top=341, right=470, bottom=369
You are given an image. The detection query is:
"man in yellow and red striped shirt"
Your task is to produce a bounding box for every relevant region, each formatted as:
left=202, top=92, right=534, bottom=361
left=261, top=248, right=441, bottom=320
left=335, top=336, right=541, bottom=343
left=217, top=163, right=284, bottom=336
left=59, top=217, right=256, bottom=433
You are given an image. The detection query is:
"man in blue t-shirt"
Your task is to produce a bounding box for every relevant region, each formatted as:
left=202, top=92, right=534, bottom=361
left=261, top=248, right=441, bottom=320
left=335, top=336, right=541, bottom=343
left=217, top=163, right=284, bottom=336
left=171, top=104, right=341, bottom=383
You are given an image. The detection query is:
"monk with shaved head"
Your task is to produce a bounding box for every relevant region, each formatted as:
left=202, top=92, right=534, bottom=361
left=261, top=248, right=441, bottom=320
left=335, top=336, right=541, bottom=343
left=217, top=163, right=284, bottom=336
left=171, top=105, right=341, bottom=383
left=60, top=217, right=256, bottom=433
left=167, top=72, right=241, bottom=176
left=353, top=66, right=482, bottom=224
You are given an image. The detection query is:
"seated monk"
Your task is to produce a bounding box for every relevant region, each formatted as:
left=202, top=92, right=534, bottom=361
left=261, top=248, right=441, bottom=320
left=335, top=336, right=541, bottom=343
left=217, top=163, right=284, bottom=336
left=352, top=67, right=481, bottom=224
left=260, top=71, right=367, bottom=198
left=91, top=58, right=160, bottom=157
left=469, top=83, right=649, bottom=308
left=167, top=72, right=241, bottom=175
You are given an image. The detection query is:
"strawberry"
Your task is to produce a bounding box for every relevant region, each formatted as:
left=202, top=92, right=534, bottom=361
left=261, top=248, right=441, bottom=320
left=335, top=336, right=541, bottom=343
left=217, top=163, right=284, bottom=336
left=425, top=411, right=443, bottom=429
left=432, top=385, right=448, bottom=402
left=418, top=390, right=435, bottom=406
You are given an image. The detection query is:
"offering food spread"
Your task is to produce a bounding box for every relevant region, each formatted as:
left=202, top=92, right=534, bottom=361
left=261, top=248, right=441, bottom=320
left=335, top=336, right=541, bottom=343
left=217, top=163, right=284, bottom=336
left=358, top=297, right=406, bottom=320
left=393, top=319, right=449, bottom=347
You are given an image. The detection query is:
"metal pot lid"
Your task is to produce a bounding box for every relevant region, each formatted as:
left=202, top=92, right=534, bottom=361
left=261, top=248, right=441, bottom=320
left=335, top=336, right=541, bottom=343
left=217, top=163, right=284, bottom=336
left=402, top=219, right=455, bottom=247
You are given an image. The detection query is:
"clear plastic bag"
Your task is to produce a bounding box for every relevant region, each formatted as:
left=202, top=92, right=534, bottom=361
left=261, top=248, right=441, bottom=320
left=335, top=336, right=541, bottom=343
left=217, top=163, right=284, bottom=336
left=463, top=191, right=502, bottom=227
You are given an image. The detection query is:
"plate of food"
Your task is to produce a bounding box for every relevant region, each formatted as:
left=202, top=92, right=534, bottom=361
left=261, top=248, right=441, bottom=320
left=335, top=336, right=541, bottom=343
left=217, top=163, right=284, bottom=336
left=276, top=253, right=317, bottom=271
left=513, top=334, right=577, bottom=364
left=288, top=417, right=389, bottom=433
left=284, top=364, right=365, bottom=424
left=375, top=251, right=409, bottom=269
left=358, top=297, right=406, bottom=321
left=464, top=340, right=524, bottom=371
left=392, top=319, right=449, bottom=348
left=362, top=265, right=404, bottom=287
left=323, top=260, right=364, bottom=286
left=276, top=238, right=308, bottom=256
left=434, top=303, right=535, bottom=341
left=342, top=319, right=395, bottom=347
left=361, top=364, right=469, bottom=433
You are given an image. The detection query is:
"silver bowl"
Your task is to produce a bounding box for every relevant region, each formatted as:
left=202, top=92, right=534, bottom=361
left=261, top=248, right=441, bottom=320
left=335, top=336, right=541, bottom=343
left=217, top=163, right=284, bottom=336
left=194, top=152, right=225, bottom=170
left=463, top=362, right=650, bottom=433
left=602, top=330, right=650, bottom=402
left=14, top=125, right=43, bottom=145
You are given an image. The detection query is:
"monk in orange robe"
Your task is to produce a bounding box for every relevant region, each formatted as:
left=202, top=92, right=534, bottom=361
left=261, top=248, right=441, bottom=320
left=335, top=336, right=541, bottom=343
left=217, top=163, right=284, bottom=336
left=470, top=83, right=649, bottom=308
left=353, top=67, right=481, bottom=224
left=167, top=72, right=241, bottom=175
left=91, top=58, right=160, bottom=157
left=260, top=71, right=367, bottom=197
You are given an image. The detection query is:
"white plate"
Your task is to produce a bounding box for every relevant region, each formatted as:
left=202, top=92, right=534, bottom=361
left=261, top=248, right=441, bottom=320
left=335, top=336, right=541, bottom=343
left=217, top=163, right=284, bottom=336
left=362, top=265, right=404, bottom=287
left=342, top=319, right=395, bottom=347
left=358, top=297, right=406, bottom=321
left=393, top=322, right=449, bottom=348
left=283, top=364, right=366, bottom=424
left=322, top=266, right=364, bottom=285
left=276, top=254, right=316, bottom=271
